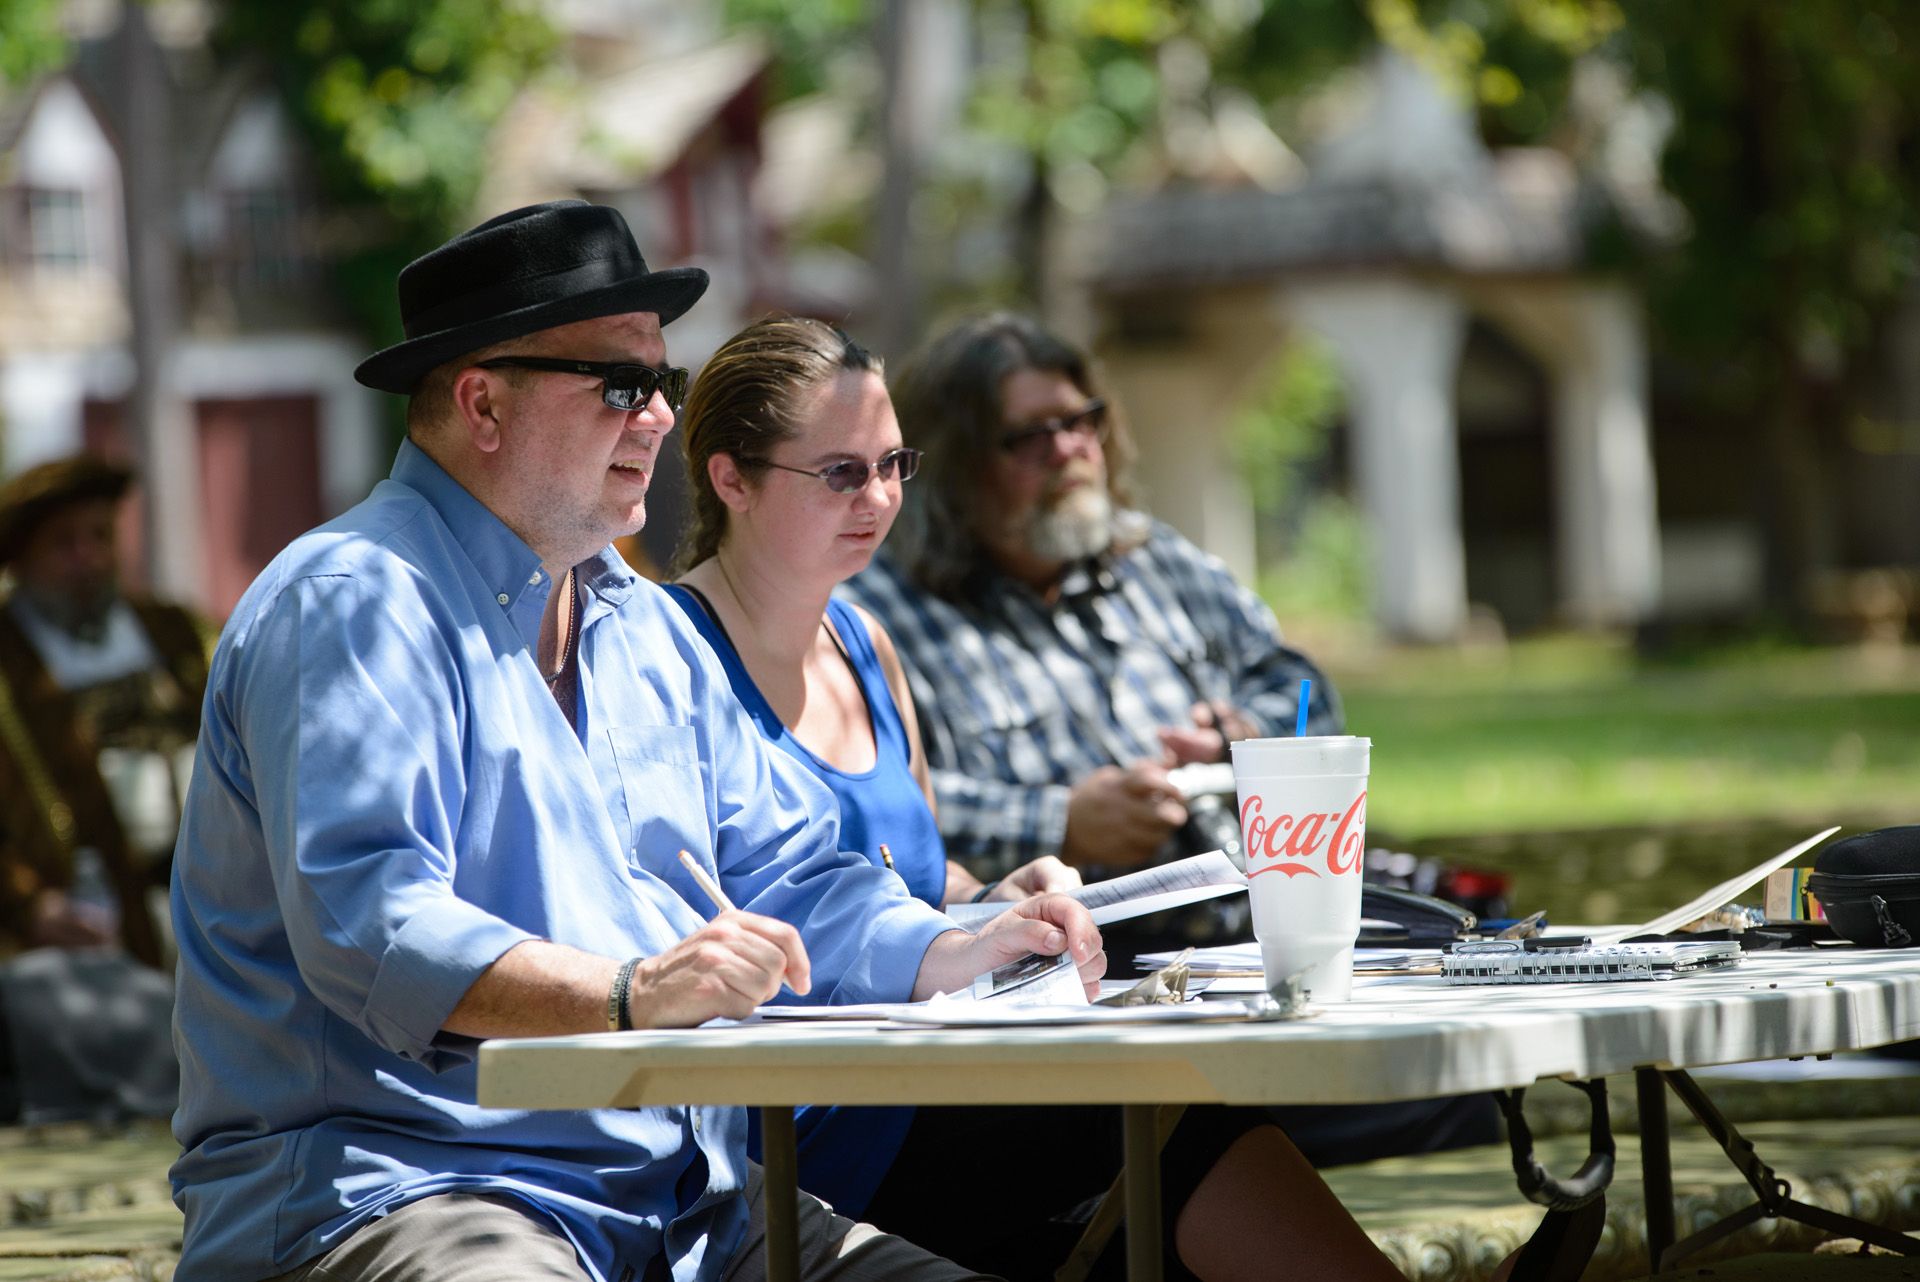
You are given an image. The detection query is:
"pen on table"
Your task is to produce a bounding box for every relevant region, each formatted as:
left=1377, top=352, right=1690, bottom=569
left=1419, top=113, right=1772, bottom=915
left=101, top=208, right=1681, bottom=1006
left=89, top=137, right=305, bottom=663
left=676, top=849, right=797, bottom=997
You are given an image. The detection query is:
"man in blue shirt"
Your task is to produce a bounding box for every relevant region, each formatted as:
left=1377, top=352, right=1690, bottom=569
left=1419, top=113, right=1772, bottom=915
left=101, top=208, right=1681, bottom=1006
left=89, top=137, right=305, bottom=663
left=168, top=201, right=1101, bottom=1282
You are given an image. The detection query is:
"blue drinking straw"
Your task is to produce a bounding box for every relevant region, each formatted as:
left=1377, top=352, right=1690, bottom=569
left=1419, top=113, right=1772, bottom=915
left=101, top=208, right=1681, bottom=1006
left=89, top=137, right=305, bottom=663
left=1295, top=679, right=1312, bottom=737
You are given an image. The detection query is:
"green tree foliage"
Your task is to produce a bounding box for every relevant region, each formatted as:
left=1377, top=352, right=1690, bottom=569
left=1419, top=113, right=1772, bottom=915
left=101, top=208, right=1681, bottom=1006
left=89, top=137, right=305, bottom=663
left=1619, top=4, right=1920, bottom=396
left=723, top=0, right=870, bottom=101
left=0, top=0, right=65, bottom=83
left=1231, top=339, right=1374, bottom=622
left=217, top=0, right=559, bottom=345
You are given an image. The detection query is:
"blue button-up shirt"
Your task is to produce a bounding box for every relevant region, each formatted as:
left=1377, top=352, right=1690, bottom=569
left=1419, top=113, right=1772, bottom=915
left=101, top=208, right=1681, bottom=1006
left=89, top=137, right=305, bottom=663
left=170, top=440, right=956, bottom=1282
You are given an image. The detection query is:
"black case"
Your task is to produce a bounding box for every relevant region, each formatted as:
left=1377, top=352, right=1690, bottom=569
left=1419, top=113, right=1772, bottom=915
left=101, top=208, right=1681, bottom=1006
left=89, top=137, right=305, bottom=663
left=1362, top=884, right=1478, bottom=946
left=1807, top=826, right=1920, bottom=949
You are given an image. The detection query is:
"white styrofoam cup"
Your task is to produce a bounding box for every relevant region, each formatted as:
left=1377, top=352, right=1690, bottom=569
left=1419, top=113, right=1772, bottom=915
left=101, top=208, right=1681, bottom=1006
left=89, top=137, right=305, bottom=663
left=1230, top=735, right=1371, bottom=1003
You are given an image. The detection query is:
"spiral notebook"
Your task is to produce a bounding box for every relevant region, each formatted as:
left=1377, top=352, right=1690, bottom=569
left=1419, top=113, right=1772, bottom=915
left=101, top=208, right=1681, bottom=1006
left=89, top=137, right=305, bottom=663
left=1441, top=939, right=1744, bottom=986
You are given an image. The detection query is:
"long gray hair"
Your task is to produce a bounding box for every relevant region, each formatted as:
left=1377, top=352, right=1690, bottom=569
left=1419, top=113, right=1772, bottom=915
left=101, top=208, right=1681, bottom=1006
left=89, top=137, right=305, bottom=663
left=886, top=313, right=1138, bottom=599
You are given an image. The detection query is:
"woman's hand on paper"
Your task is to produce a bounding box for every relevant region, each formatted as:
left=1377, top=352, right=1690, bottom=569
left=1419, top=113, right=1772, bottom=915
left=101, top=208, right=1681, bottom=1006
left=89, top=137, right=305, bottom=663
left=913, top=893, right=1106, bottom=1001
left=991, top=856, right=1083, bottom=901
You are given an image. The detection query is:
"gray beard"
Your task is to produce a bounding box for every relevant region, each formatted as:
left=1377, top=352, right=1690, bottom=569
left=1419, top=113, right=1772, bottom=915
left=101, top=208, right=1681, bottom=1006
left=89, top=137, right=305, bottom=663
left=17, top=582, right=117, bottom=642
left=1024, top=489, right=1113, bottom=564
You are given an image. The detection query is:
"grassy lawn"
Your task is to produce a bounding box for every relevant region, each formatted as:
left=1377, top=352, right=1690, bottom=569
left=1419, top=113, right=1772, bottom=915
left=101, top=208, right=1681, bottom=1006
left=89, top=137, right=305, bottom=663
left=1326, top=635, right=1920, bottom=839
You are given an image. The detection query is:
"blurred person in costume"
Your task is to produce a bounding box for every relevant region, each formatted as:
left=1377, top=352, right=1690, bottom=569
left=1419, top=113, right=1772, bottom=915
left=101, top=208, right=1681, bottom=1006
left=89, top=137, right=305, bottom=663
left=0, top=455, right=202, bottom=1120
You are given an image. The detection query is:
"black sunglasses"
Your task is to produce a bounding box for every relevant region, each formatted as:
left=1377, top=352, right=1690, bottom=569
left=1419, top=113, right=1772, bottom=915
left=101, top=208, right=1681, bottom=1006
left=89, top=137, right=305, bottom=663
left=476, top=356, right=690, bottom=415
left=749, top=447, right=923, bottom=494
left=997, top=399, right=1108, bottom=463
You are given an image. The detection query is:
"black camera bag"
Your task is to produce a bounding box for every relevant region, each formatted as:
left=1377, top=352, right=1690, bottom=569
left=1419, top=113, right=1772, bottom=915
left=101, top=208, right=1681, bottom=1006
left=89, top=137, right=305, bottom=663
left=1807, top=826, right=1920, bottom=949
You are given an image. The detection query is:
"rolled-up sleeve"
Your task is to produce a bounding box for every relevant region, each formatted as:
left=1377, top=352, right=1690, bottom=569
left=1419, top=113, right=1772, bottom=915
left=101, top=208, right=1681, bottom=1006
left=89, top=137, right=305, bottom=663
left=237, top=576, right=536, bottom=1065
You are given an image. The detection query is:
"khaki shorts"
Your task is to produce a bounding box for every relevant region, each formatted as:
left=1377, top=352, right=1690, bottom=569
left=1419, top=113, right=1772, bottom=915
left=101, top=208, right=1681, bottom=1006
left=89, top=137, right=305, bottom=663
left=264, top=1167, right=999, bottom=1282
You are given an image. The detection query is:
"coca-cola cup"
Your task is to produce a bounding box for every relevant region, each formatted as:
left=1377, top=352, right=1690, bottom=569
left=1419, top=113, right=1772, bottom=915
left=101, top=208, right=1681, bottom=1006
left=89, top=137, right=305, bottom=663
left=1230, top=736, right=1370, bottom=1003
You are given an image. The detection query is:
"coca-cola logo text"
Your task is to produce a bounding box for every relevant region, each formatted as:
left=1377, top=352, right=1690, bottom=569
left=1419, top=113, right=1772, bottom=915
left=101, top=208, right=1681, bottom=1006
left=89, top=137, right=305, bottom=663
left=1241, top=791, right=1367, bottom=880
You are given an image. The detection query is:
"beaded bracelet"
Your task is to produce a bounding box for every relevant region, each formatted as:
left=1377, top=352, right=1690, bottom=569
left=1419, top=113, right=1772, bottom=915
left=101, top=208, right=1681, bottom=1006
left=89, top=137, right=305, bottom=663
left=607, top=957, right=641, bottom=1032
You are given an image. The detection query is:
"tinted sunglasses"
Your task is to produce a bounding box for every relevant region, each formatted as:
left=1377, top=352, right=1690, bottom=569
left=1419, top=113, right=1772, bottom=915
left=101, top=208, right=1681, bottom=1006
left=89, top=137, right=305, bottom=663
left=476, top=356, right=690, bottom=415
left=750, top=447, right=923, bottom=494
left=997, top=399, right=1108, bottom=464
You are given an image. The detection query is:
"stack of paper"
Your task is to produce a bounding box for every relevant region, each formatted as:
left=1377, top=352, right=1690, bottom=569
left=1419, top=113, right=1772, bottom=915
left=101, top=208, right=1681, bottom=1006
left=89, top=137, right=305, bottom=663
left=1134, top=944, right=1443, bottom=977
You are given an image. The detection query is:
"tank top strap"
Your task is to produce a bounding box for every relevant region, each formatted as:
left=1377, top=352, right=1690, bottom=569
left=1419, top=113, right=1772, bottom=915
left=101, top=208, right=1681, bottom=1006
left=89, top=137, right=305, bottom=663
left=661, top=582, right=789, bottom=743
left=824, top=598, right=911, bottom=760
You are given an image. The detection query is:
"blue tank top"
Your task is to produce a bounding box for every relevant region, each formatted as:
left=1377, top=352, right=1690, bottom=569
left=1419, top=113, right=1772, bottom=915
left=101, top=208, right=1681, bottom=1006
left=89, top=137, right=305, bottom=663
left=662, top=585, right=942, bottom=1217
left=663, top=586, right=947, bottom=904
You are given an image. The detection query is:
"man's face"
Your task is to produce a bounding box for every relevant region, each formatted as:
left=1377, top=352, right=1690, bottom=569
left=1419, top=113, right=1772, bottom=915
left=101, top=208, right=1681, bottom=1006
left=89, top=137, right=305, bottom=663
left=978, top=366, right=1113, bottom=571
left=479, top=311, right=674, bottom=567
left=13, top=497, right=122, bottom=630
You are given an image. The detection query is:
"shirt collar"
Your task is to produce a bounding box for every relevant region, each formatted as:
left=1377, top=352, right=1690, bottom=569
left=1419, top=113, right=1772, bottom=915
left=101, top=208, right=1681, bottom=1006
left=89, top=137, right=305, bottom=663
left=388, top=439, right=640, bottom=611
left=965, top=550, right=1117, bottom=611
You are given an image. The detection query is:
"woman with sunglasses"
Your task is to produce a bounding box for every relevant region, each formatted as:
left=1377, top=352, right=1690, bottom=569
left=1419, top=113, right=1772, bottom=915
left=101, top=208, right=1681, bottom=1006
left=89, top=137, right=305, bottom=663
left=668, top=318, right=1082, bottom=924
left=665, top=316, right=1411, bottom=1282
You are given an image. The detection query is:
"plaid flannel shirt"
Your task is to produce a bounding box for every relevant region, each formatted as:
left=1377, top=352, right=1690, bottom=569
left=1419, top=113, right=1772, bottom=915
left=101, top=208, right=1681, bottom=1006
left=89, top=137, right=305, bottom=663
left=840, top=520, right=1340, bottom=878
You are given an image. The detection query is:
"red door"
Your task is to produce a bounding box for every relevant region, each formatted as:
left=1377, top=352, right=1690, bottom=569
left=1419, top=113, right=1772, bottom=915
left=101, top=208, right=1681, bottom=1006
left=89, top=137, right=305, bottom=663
left=195, top=395, right=323, bottom=618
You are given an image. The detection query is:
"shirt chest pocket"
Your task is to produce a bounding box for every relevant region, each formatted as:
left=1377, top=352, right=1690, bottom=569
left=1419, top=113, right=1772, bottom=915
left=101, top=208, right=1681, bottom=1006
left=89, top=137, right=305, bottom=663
left=607, top=725, right=708, bottom=872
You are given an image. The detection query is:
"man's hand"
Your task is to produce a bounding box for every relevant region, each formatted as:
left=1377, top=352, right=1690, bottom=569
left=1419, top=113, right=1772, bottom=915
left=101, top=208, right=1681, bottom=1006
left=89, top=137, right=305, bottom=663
left=626, top=910, right=812, bottom=1027
left=1062, top=762, right=1187, bottom=869
left=913, top=893, right=1105, bottom=1001
left=1157, top=700, right=1259, bottom=766
left=988, top=855, right=1083, bottom=901
left=28, top=888, right=117, bottom=949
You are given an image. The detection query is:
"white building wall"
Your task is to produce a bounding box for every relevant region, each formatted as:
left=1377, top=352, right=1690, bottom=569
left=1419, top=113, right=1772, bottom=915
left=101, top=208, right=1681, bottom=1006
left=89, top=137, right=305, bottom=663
left=14, top=78, right=125, bottom=277
left=1283, top=278, right=1471, bottom=642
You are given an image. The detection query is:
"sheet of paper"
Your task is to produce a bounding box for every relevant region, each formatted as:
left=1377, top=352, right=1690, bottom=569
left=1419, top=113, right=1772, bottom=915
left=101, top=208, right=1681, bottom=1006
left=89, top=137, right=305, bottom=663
left=969, top=950, right=1089, bottom=1005
left=1137, top=942, right=1262, bottom=975
left=944, top=850, right=1247, bottom=930
left=750, top=1003, right=916, bottom=1022
left=886, top=995, right=1283, bottom=1027
left=1353, top=948, right=1444, bottom=973
left=1590, top=827, right=1840, bottom=943
left=1137, top=943, right=1440, bottom=980
left=750, top=951, right=1086, bottom=1023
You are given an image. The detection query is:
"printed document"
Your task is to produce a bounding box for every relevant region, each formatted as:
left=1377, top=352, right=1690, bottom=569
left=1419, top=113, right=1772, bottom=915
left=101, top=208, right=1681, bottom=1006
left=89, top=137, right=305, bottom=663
left=945, top=850, right=1247, bottom=930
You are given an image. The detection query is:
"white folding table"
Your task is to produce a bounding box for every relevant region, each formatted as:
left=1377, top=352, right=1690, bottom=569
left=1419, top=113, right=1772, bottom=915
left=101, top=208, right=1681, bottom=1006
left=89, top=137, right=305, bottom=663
left=479, top=950, right=1920, bottom=1280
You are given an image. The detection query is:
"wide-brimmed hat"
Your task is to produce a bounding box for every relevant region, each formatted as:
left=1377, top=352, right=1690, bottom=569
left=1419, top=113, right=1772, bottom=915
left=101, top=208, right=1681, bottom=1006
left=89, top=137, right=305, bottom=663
left=0, top=455, right=133, bottom=564
left=353, top=200, right=710, bottom=395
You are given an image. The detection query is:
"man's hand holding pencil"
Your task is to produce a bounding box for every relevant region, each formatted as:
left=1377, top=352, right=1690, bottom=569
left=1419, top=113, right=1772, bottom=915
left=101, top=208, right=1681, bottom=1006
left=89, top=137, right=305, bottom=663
left=616, top=851, right=814, bottom=1028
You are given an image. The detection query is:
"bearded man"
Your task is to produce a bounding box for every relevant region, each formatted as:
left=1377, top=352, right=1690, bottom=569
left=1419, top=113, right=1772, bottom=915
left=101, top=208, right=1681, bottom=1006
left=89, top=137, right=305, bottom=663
left=0, top=456, right=209, bottom=967
left=841, top=312, right=1336, bottom=883
left=843, top=313, right=1500, bottom=1169
left=0, top=455, right=203, bottom=1124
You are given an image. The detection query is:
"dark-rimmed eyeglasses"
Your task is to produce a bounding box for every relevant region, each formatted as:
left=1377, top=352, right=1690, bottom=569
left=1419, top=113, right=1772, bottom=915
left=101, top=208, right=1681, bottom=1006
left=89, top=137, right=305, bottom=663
left=997, top=399, right=1108, bottom=464
left=476, top=356, right=690, bottom=415
left=747, top=447, right=923, bottom=494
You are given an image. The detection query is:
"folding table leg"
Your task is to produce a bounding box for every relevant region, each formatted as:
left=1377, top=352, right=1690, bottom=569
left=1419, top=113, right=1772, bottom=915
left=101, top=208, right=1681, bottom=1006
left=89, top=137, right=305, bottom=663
left=1635, top=1067, right=1675, bottom=1269
left=760, top=1106, right=801, bottom=1282
left=1123, top=1104, right=1165, bottom=1282
left=1653, top=1068, right=1920, bottom=1269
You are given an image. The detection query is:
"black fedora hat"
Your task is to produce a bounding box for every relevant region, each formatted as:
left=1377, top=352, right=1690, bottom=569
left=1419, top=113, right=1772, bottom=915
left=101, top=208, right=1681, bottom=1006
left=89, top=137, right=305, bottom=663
left=354, top=200, right=709, bottom=395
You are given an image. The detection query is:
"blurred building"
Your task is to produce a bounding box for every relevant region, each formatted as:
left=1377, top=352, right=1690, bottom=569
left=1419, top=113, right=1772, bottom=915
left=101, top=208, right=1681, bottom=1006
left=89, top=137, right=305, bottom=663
left=1085, top=53, right=1673, bottom=643
left=0, top=33, right=381, bottom=618
left=0, top=0, right=811, bottom=615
